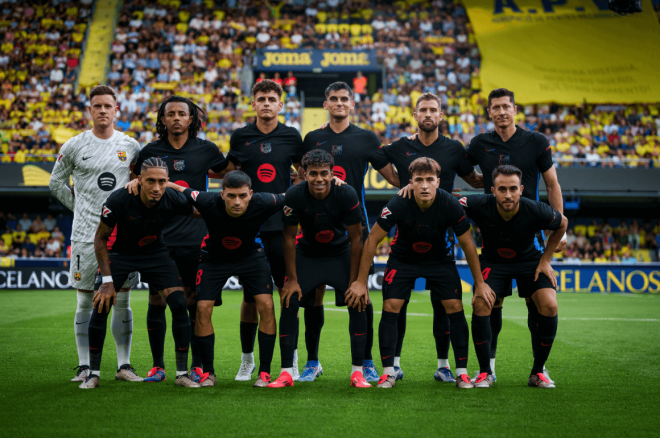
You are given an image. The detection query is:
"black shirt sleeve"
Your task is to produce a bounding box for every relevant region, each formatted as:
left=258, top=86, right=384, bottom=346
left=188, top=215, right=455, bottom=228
left=205, top=141, right=228, bottom=173
left=532, top=201, right=563, bottom=231
left=183, top=187, right=215, bottom=212
left=367, top=132, right=388, bottom=169
left=446, top=195, right=471, bottom=236
left=465, top=138, right=479, bottom=166
left=228, top=131, right=242, bottom=165
left=133, top=150, right=146, bottom=176
left=535, top=134, right=554, bottom=173
left=291, top=130, right=303, bottom=164
left=282, top=186, right=301, bottom=226
left=376, top=196, right=402, bottom=232
left=100, top=192, right=120, bottom=228
left=341, top=186, right=362, bottom=226
left=454, top=142, right=475, bottom=177
left=169, top=189, right=195, bottom=216
left=254, top=192, right=286, bottom=216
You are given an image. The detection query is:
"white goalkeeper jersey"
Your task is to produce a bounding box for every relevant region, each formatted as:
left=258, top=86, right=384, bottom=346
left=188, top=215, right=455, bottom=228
left=49, top=129, right=141, bottom=243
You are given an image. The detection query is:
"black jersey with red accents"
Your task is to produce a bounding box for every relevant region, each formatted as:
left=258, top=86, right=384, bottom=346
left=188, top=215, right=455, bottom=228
left=375, top=135, right=474, bottom=194
left=134, top=137, right=227, bottom=247
left=377, top=189, right=470, bottom=264
left=465, top=127, right=553, bottom=200
left=100, top=187, right=193, bottom=255
left=228, top=122, right=303, bottom=232
left=459, top=194, right=562, bottom=264
left=182, top=188, right=284, bottom=262
left=301, top=124, right=387, bottom=225
left=282, top=182, right=362, bottom=257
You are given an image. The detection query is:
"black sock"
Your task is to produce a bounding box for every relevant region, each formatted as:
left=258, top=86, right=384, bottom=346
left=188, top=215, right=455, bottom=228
left=347, top=306, right=367, bottom=367
left=471, top=315, right=492, bottom=374
left=394, top=301, right=408, bottom=357
left=526, top=300, right=540, bottom=357
left=279, top=294, right=301, bottom=368
left=239, top=321, right=258, bottom=355
left=432, top=300, right=450, bottom=361
left=447, top=310, right=469, bottom=369
left=166, top=291, right=191, bottom=373
left=304, top=305, right=324, bottom=361
left=258, top=330, right=276, bottom=374
left=88, top=307, right=111, bottom=372
left=364, top=302, right=374, bottom=361
left=532, top=314, right=558, bottom=374
left=188, top=304, right=202, bottom=368
left=196, top=333, right=215, bottom=375
left=490, top=306, right=502, bottom=359
left=147, top=303, right=167, bottom=369
left=378, top=310, right=399, bottom=369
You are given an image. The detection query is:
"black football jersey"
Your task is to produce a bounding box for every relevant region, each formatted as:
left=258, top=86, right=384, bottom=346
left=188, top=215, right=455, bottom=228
left=282, top=183, right=362, bottom=257
left=376, top=189, right=470, bottom=264
left=133, top=137, right=227, bottom=247
left=459, top=195, right=562, bottom=263
left=301, top=124, right=388, bottom=226
left=228, top=122, right=303, bottom=232
left=374, top=135, right=474, bottom=194
left=465, top=127, right=553, bottom=200
left=181, top=188, right=284, bottom=262
left=101, top=187, right=193, bottom=254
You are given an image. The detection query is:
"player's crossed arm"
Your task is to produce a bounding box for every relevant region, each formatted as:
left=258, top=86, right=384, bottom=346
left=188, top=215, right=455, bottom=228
left=93, top=221, right=116, bottom=313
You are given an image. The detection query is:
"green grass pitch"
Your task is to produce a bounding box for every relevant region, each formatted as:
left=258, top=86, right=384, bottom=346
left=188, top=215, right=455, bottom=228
left=1, top=290, right=658, bottom=437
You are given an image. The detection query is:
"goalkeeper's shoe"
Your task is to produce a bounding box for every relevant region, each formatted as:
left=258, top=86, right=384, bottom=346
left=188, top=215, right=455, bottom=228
left=115, top=364, right=143, bottom=382
left=79, top=374, right=100, bottom=389
left=71, top=365, right=90, bottom=382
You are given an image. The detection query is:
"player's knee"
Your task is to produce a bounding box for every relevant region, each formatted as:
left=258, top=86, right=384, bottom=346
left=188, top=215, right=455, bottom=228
left=383, top=299, right=403, bottom=313
left=538, top=301, right=558, bottom=317
left=442, top=299, right=463, bottom=314
left=149, top=294, right=166, bottom=306
left=472, top=298, right=491, bottom=316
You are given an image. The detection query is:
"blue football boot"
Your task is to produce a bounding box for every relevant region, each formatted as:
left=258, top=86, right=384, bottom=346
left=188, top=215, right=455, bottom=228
left=434, top=367, right=456, bottom=383
left=393, top=366, right=404, bottom=381
left=298, top=360, right=323, bottom=382
left=362, top=360, right=380, bottom=382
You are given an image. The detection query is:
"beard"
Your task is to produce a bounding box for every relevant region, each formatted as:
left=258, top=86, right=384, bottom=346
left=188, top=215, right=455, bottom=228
left=418, top=120, right=438, bottom=133
left=498, top=199, right=519, bottom=211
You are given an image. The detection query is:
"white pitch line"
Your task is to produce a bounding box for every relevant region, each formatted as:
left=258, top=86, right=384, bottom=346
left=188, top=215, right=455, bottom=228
left=322, top=307, right=659, bottom=322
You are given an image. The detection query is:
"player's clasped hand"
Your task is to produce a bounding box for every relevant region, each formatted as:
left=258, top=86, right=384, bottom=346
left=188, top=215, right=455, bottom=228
left=280, top=280, right=302, bottom=308
left=93, top=282, right=117, bottom=313
left=124, top=178, right=140, bottom=195
left=472, top=282, right=497, bottom=309
left=345, top=281, right=368, bottom=312
left=535, top=259, right=557, bottom=288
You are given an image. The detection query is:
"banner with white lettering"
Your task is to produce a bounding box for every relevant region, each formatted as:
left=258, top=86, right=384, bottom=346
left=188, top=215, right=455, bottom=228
left=255, top=49, right=379, bottom=72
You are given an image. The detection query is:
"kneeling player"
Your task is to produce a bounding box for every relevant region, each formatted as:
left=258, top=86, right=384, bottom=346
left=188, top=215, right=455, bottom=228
left=269, top=149, right=370, bottom=388
left=460, top=165, right=567, bottom=388
left=169, top=171, right=283, bottom=387
left=80, top=158, right=200, bottom=389
left=345, top=157, right=496, bottom=389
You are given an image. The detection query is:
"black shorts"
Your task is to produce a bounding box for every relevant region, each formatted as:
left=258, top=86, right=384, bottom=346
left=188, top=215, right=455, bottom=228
left=148, top=245, right=201, bottom=295
left=480, top=259, right=556, bottom=299
left=196, top=253, right=273, bottom=306
left=260, top=231, right=286, bottom=288
left=381, top=257, right=462, bottom=303
left=96, top=248, right=182, bottom=293
left=295, top=248, right=351, bottom=308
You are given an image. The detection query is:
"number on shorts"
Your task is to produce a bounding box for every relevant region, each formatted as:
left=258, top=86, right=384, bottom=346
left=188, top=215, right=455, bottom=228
left=481, top=267, right=491, bottom=280
left=384, top=269, right=397, bottom=285
left=196, top=269, right=203, bottom=285
left=76, top=254, right=80, bottom=270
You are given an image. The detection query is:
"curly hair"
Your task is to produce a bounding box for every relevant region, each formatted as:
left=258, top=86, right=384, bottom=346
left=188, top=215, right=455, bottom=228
left=252, top=79, right=283, bottom=98
left=301, top=149, right=334, bottom=170
left=155, top=96, right=205, bottom=139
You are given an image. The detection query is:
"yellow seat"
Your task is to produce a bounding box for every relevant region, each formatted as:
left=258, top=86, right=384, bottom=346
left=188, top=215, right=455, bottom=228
left=338, top=24, right=350, bottom=34
left=315, top=23, right=327, bottom=34
left=175, top=23, right=188, bottom=34
left=132, top=11, right=144, bottom=20
left=178, top=9, right=189, bottom=22
left=326, top=23, right=338, bottom=33
left=361, top=24, right=373, bottom=34
left=316, top=11, right=327, bottom=23
left=349, top=24, right=361, bottom=36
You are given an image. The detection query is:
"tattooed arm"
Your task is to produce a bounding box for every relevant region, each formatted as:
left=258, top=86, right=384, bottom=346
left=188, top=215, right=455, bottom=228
left=93, top=221, right=116, bottom=312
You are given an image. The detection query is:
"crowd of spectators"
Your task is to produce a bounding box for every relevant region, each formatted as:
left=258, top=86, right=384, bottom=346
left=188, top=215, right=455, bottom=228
left=0, top=212, right=67, bottom=258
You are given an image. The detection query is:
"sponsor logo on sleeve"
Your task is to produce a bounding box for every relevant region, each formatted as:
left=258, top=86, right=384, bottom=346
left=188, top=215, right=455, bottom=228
left=459, top=197, right=467, bottom=207
left=283, top=205, right=293, bottom=216
left=102, top=206, right=112, bottom=217
left=381, top=207, right=392, bottom=219
left=191, top=191, right=200, bottom=201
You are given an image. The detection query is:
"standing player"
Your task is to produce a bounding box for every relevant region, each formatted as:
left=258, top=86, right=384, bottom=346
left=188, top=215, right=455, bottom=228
left=49, top=85, right=142, bottom=383
left=168, top=171, right=284, bottom=387
left=345, top=157, right=495, bottom=389
left=268, top=150, right=370, bottom=389
left=298, top=82, right=399, bottom=382
left=223, top=79, right=304, bottom=381
left=378, top=92, right=483, bottom=383
left=126, top=96, right=228, bottom=383
left=464, top=88, right=565, bottom=383
left=460, top=165, right=567, bottom=388
left=80, top=158, right=201, bottom=388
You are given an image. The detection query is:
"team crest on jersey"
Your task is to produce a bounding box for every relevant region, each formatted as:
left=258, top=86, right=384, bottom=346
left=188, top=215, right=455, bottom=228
left=117, top=151, right=127, bottom=162
left=260, top=143, right=272, bottom=154
left=499, top=154, right=510, bottom=165
left=283, top=206, right=293, bottom=216
left=381, top=207, right=392, bottom=219
left=331, top=145, right=343, bottom=155
left=459, top=197, right=467, bottom=207
left=191, top=191, right=200, bottom=201
left=102, top=206, right=112, bottom=217
left=174, top=160, right=185, bottom=171
left=73, top=272, right=81, bottom=281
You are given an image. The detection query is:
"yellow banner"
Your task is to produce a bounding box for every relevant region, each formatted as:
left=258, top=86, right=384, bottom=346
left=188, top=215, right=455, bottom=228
left=464, top=0, right=660, bottom=103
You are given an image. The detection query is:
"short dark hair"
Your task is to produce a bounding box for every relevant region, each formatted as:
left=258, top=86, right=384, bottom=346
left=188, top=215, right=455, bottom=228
left=415, top=92, right=441, bottom=110
left=89, top=85, right=117, bottom=102
left=488, top=88, right=515, bottom=108
left=301, top=149, right=334, bottom=170
left=222, top=170, right=252, bottom=190
left=156, top=95, right=205, bottom=139
left=492, top=165, right=522, bottom=184
left=409, top=157, right=441, bottom=178
left=325, top=81, right=353, bottom=99
left=252, top=79, right=283, bottom=99
left=141, top=157, right=168, bottom=175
